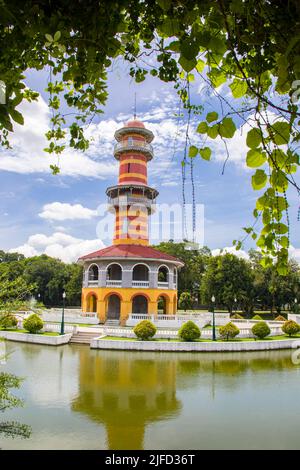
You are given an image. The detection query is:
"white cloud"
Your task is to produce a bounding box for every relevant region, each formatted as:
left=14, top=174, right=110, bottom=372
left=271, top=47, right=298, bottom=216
left=289, top=245, right=300, bottom=263
left=0, top=96, right=118, bottom=179
left=39, top=202, right=97, bottom=221
left=10, top=231, right=105, bottom=263
left=211, top=246, right=250, bottom=260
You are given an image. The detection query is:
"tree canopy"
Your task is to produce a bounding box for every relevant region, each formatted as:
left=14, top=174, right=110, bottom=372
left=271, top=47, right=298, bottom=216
left=0, top=1, right=299, bottom=271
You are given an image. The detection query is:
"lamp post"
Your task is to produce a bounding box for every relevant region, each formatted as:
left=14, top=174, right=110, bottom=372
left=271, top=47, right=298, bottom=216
left=295, top=298, right=298, bottom=314
left=211, top=295, right=216, bottom=341
left=60, top=291, right=66, bottom=335
left=234, top=297, right=237, bottom=314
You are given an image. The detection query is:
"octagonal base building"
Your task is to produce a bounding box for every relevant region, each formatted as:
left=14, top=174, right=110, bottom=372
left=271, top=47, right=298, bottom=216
left=78, top=118, right=184, bottom=325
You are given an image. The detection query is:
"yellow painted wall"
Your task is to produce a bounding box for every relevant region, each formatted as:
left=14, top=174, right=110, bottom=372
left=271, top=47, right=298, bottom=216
left=82, top=287, right=177, bottom=325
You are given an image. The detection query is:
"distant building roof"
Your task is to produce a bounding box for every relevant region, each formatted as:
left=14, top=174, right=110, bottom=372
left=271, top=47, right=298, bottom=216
left=78, top=244, right=184, bottom=266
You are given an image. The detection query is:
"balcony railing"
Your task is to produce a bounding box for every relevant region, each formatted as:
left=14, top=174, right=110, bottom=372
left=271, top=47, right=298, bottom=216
left=88, top=279, right=98, bottom=286
left=132, top=280, right=150, bottom=288
left=114, top=140, right=153, bottom=157
left=106, top=280, right=122, bottom=287
left=158, top=281, right=169, bottom=288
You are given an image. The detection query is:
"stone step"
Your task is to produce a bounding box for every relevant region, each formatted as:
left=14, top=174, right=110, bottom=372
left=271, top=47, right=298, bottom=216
left=105, top=320, right=120, bottom=326
left=70, top=332, right=99, bottom=344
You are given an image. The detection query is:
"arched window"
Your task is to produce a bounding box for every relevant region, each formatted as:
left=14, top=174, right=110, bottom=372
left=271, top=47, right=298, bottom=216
left=106, top=263, right=122, bottom=286
left=132, top=264, right=149, bottom=281
left=158, top=265, right=169, bottom=284
left=88, top=265, right=99, bottom=285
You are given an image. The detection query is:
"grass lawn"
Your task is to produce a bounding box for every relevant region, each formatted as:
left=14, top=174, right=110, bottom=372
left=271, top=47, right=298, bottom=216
left=99, top=334, right=300, bottom=343
left=0, top=328, right=59, bottom=336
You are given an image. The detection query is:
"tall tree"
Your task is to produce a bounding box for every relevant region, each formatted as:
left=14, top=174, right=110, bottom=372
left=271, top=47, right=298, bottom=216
left=201, top=253, right=255, bottom=314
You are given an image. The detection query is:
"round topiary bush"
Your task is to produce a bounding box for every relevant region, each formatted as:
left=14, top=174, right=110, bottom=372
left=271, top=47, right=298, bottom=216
left=23, top=314, right=43, bottom=334
left=275, top=315, right=286, bottom=322
left=282, top=320, right=300, bottom=337
left=231, top=313, right=244, bottom=319
left=133, top=320, right=156, bottom=341
left=178, top=321, right=201, bottom=342
left=252, top=314, right=263, bottom=320
left=252, top=321, right=271, bottom=339
left=219, top=322, right=240, bottom=341
left=0, top=314, right=18, bottom=330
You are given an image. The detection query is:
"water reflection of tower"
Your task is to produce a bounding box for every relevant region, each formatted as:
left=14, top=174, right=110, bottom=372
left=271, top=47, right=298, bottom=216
left=72, top=349, right=181, bottom=450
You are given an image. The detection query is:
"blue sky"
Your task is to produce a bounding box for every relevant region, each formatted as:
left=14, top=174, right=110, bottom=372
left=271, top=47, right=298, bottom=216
left=0, top=62, right=299, bottom=263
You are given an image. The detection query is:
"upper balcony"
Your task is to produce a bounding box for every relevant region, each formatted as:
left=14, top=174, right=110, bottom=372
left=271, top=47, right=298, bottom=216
left=114, top=140, right=154, bottom=160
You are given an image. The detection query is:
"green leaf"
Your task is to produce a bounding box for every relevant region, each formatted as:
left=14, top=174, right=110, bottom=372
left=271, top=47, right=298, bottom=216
left=178, top=56, right=197, bottom=73
left=229, top=79, right=248, bottom=98
left=273, top=223, right=288, bottom=234
left=197, top=121, right=208, bottom=134
left=180, top=38, right=199, bottom=61
left=188, top=145, right=198, bottom=158
left=157, top=0, right=171, bottom=11
left=207, top=68, right=227, bottom=87
left=279, top=236, right=289, bottom=248
left=208, top=37, right=227, bottom=55
left=246, top=149, right=267, bottom=168
left=219, top=118, right=236, bottom=138
left=252, top=169, right=268, bottom=190
left=196, top=59, right=205, bottom=73
left=158, top=19, right=181, bottom=36
left=270, top=170, right=288, bottom=192
left=206, top=111, right=218, bottom=123
left=199, top=147, right=212, bottom=161
left=45, top=34, right=53, bottom=43
left=50, top=164, right=60, bottom=174
left=53, top=31, right=61, bottom=42
left=207, top=125, right=219, bottom=139
left=246, top=128, right=262, bottom=149
left=9, top=109, right=24, bottom=125
left=270, top=121, right=290, bottom=145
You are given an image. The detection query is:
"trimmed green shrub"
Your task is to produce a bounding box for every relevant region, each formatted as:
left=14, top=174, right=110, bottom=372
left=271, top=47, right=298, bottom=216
left=178, top=321, right=201, bottom=342
left=252, top=314, right=263, bottom=320
left=231, top=313, right=244, bottom=319
left=178, top=292, right=193, bottom=311
left=252, top=321, right=271, bottom=339
left=0, top=314, right=18, bottom=330
left=23, top=314, right=43, bottom=334
left=282, top=320, right=300, bottom=337
left=219, top=322, right=240, bottom=341
left=275, top=315, right=286, bottom=322
left=133, top=320, right=156, bottom=340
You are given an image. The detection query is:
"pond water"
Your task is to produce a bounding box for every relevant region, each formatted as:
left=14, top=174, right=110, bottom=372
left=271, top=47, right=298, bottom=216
left=1, top=342, right=300, bottom=450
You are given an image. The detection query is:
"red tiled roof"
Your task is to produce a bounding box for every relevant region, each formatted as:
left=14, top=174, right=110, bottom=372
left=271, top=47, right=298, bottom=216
left=125, top=119, right=145, bottom=128
left=78, top=244, right=183, bottom=265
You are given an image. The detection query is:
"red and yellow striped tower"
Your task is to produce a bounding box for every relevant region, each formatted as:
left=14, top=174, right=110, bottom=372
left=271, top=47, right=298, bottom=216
left=79, top=118, right=184, bottom=325
left=107, top=120, right=158, bottom=246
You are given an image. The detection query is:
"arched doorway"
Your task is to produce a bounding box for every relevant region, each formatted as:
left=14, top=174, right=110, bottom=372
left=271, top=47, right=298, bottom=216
left=157, top=295, right=169, bottom=315
left=107, top=294, right=121, bottom=320
left=88, top=294, right=97, bottom=313
left=132, top=295, right=148, bottom=314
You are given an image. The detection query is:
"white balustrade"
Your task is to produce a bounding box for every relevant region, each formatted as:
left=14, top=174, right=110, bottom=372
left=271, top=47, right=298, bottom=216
left=132, top=281, right=149, bottom=288
left=157, top=282, right=169, bottom=288
left=87, top=280, right=98, bottom=286
left=106, top=280, right=122, bottom=287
